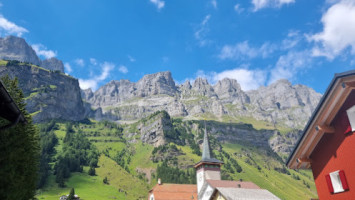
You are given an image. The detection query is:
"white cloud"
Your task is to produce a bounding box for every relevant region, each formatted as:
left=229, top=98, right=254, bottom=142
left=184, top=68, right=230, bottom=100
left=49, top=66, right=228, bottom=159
left=150, top=0, right=165, bottom=10
left=212, top=68, right=267, bottom=90
left=79, top=62, right=115, bottom=90
left=310, top=0, right=355, bottom=59
left=90, top=58, right=97, bottom=65
left=75, top=58, right=85, bottom=67
left=128, top=55, right=136, bottom=62
left=31, top=44, right=57, bottom=59
left=269, top=50, right=311, bottom=84
left=234, top=4, right=244, bottom=13
left=194, top=15, right=212, bottom=47
left=282, top=30, right=301, bottom=50
left=219, top=41, right=276, bottom=60
left=211, top=0, right=217, bottom=9
left=189, top=67, right=267, bottom=91
left=0, top=15, right=28, bottom=36
left=78, top=79, right=97, bottom=91
left=64, top=63, right=72, bottom=73
left=252, top=0, right=295, bottom=11
left=119, top=65, right=128, bottom=74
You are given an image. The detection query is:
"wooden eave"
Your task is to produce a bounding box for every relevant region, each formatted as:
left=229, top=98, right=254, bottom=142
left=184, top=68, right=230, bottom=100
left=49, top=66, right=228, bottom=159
left=287, top=72, right=355, bottom=169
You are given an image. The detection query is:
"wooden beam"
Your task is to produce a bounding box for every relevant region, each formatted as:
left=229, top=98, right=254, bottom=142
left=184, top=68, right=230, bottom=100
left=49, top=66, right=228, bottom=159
left=342, top=81, right=355, bottom=88
left=297, top=157, right=312, bottom=164
left=315, top=125, right=335, bottom=134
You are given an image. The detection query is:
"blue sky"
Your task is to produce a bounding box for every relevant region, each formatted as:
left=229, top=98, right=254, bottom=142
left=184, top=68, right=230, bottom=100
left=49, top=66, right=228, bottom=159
left=0, top=0, right=355, bottom=92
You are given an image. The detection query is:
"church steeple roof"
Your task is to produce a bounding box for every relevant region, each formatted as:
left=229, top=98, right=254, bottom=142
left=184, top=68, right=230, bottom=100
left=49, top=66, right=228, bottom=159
left=197, top=122, right=223, bottom=166
left=202, top=125, right=212, bottom=160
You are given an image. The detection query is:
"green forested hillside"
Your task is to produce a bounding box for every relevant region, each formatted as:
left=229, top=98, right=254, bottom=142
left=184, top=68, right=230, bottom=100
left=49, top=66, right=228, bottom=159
left=36, top=112, right=318, bottom=200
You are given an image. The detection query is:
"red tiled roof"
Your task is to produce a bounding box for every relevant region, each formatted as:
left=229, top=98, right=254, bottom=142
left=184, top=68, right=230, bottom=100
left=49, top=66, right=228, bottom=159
left=149, top=184, right=197, bottom=200
left=207, top=180, right=260, bottom=189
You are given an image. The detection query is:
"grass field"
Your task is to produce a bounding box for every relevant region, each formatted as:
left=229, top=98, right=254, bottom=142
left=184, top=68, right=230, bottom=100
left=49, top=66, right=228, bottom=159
left=36, top=119, right=318, bottom=200
left=36, top=168, right=125, bottom=200
left=222, top=143, right=318, bottom=200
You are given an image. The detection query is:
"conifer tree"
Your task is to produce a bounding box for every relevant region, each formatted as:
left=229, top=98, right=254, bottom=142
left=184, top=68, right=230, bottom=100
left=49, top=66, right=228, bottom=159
left=68, top=188, right=75, bottom=200
left=0, top=75, right=40, bottom=200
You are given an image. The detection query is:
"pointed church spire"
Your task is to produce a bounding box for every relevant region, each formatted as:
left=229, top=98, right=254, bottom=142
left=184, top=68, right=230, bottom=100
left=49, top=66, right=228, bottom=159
left=202, top=122, right=212, bottom=160
left=199, top=121, right=223, bottom=164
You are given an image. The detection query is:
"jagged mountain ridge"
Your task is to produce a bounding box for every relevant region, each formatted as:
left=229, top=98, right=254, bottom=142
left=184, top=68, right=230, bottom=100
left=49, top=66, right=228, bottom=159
left=0, top=35, right=322, bottom=130
left=0, top=36, right=64, bottom=72
left=83, top=71, right=322, bottom=129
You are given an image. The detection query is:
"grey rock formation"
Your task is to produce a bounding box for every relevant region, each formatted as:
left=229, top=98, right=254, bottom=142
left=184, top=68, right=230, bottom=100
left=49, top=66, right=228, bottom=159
left=0, top=36, right=41, bottom=65
left=191, top=77, right=217, bottom=97
left=213, top=78, right=249, bottom=105
left=41, top=57, right=64, bottom=73
left=81, top=88, right=94, bottom=101
left=135, top=71, right=177, bottom=97
left=0, top=63, right=86, bottom=122
left=137, top=111, right=174, bottom=147
left=83, top=72, right=322, bottom=130
left=246, top=79, right=322, bottom=128
left=0, top=36, right=66, bottom=73
left=268, top=130, right=302, bottom=155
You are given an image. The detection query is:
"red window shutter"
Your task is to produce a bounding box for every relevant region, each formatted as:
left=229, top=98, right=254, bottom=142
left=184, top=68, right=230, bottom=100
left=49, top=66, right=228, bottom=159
left=339, top=170, right=349, bottom=190
left=344, top=125, right=352, bottom=134
left=343, top=111, right=353, bottom=134
left=325, top=174, right=334, bottom=193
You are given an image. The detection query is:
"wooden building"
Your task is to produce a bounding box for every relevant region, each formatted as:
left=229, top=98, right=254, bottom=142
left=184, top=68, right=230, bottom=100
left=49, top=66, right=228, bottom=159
left=287, top=70, right=355, bottom=199
left=0, top=80, right=25, bottom=130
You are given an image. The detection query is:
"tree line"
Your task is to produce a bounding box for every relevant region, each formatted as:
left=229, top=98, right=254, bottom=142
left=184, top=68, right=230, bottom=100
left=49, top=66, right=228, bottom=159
left=54, top=123, right=99, bottom=187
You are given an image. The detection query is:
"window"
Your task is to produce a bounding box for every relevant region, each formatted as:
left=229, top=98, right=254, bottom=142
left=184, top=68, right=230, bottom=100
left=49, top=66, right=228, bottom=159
left=325, top=170, right=349, bottom=194
left=346, top=105, right=355, bottom=133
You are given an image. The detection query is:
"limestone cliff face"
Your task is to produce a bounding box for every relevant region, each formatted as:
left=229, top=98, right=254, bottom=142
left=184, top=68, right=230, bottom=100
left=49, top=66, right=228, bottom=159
left=136, top=111, right=174, bottom=147
left=0, top=36, right=65, bottom=73
left=0, top=36, right=41, bottom=66
left=84, top=72, right=321, bottom=129
left=41, top=58, right=65, bottom=72
left=246, top=79, right=322, bottom=128
left=0, top=63, right=86, bottom=122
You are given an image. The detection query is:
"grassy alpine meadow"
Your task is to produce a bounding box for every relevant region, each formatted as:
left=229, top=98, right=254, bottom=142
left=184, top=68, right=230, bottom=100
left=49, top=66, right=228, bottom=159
left=221, top=143, right=318, bottom=200
left=36, top=169, right=126, bottom=200
left=36, top=117, right=318, bottom=200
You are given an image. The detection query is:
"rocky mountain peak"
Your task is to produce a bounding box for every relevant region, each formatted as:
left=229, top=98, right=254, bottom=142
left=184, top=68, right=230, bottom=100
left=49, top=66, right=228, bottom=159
left=181, top=80, right=192, bottom=90
left=0, top=36, right=67, bottom=73
left=270, top=79, right=292, bottom=88
left=41, top=57, right=64, bottom=73
left=81, top=88, right=94, bottom=100
left=136, top=71, right=177, bottom=97
left=192, top=77, right=216, bottom=97
left=193, top=77, right=209, bottom=88
left=0, top=35, right=41, bottom=65
left=214, top=78, right=242, bottom=92
left=213, top=78, right=249, bottom=104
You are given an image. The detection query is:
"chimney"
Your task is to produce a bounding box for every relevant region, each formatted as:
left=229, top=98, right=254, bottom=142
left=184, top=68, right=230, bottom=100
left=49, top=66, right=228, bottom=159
left=158, top=178, right=162, bottom=185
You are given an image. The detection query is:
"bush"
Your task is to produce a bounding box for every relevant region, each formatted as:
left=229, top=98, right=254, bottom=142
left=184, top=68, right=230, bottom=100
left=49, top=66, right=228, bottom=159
left=103, top=177, right=109, bottom=185
left=88, top=166, right=96, bottom=176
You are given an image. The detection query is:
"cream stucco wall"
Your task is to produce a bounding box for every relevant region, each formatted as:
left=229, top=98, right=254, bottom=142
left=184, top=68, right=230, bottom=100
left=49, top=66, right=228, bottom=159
left=205, top=170, right=221, bottom=180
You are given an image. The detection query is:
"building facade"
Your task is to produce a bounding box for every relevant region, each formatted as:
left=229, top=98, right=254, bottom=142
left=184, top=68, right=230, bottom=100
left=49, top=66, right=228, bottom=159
left=287, top=70, right=355, bottom=199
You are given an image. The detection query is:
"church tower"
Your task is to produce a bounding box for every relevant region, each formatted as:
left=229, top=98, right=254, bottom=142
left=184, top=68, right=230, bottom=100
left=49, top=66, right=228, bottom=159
left=194, top=123, right=223, bottom=194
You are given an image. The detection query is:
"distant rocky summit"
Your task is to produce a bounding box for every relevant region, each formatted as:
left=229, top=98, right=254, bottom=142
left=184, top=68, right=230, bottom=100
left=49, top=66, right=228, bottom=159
left=0, top=36, right=41, bottom=66
left=40, top=57, right=65, bottom=72
left=83, top=71, right=322, bottom=129
left=0, top=36, right=64, bottom=73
